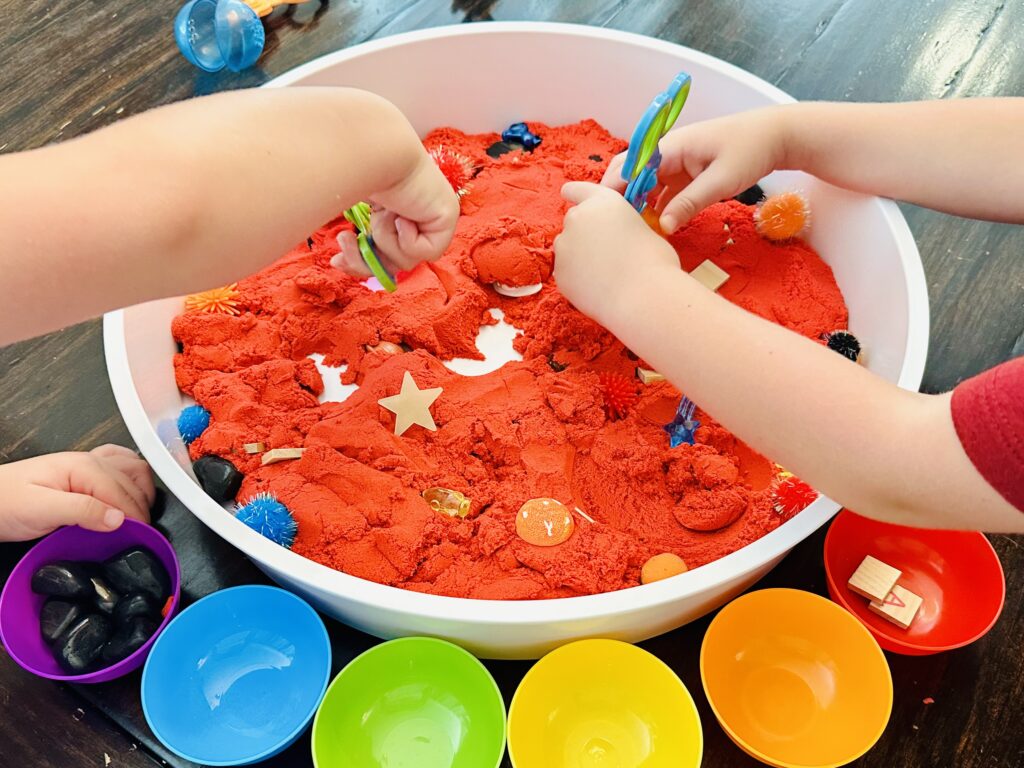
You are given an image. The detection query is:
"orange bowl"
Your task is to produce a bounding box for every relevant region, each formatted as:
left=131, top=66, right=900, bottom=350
left=701, top=589, right=892, bottom=768
left=824, top=509, right=1005, bottom=655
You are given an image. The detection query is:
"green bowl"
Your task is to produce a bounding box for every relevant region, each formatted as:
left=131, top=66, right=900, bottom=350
left=312, top=637, right=507, bottom=768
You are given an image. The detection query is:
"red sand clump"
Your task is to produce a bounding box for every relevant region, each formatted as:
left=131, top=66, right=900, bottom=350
left=172, top=120, right=847, bottom=600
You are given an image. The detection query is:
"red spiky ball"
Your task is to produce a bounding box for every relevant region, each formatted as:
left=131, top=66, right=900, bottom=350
left=773, top=476, right=818, bottom=518
left=429, top=146, right=474, bottom=200
left=599, top=372, right=640, bottom=419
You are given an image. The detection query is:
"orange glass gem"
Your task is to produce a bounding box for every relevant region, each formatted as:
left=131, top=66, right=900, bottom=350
left=515, top=498, right=574, bottom=547
left=185, top=283, right=241, bottom=315
left=641, top=553, right=688, bottom=584
left=641, top=206, right=663, bottom=234
left=366, top=341, right=404, bottom=356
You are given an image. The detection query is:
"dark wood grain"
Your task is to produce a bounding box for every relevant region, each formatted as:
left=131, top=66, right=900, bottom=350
left=1, top=1, right=1022, bottom=767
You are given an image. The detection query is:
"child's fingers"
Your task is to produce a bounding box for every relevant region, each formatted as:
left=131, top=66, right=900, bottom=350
left=659, top=161, right=737, bottom=233
left=600, top=153, right=629, bottom=191
left=329, top=230, right=372, bottom=278
left=561, top=181, right=620, bottom=205
left=65, top=454, right=149, bottom=523
left=372, top=212, right=441, bottom=271
left=91, top=445, right=156, bottom=506
left=94, top=456, right=153, bottom=519
left=26, top=486, right=126, bottom=533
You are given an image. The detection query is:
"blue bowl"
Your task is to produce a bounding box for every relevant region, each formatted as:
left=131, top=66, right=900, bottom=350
left=142, top=585, right=331, bottom=766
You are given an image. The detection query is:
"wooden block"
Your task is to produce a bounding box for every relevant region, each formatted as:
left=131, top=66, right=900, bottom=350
left=636, top=367, right=666, bottom=384
left=869, top=584, right=923, bottom=629
left=261, top=447, right=305, bottom=466
left=689, top=259, right=730, bottom=291
left=243, top=442, right=265, bottom=454
left=847, top=555, right=901, bottom=602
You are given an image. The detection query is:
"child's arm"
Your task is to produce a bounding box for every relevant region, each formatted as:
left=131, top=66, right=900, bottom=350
left=0, top=87, right=459, bottom=346
left=556, top=184, right=1021, bottom=532
left=602, top=98, right=1024, bottom=232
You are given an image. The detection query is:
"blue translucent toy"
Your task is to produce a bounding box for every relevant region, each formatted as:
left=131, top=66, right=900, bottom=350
left=177, top=405, right=211, bottom=445
left=663, top=396, right=701, bottom=448
left=621, top=72, right=692, bottom=212
left=235, top=493, right=298, bottom=548
left=501, top=122, right=542, bottom=150
left=175, top=0, right=270, bottom=73
left=141, top=585, right=330, bottom=765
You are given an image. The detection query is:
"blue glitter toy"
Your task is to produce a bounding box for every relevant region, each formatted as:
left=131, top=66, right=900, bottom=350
left=235, top=493, right=298, bottom=548
left=177, top=405, right=211, bottom=445
left=501, top=122, right=542, bottom=150
left=663, top=396, right=701, bottom=448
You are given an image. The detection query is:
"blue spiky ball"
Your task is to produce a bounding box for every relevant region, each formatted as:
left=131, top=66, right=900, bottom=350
left=177, top=405, right=211, bottom=445
left=235, top=493, right=298, bottom=549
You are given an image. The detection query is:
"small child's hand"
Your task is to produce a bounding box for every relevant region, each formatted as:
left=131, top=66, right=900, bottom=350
left=554, top=182, right=680, bottom=326
left=0, top=445, right=154, bottom=542
left=334, top=152, right=460, bottom=278
left=601, top=106, right=788, bottom=233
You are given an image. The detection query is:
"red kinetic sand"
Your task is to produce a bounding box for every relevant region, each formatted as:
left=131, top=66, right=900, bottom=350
left=172, top=120, right=848, bottom=600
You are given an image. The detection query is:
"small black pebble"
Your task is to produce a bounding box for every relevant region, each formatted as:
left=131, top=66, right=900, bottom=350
left=89, top=575, right=120, bottom=615
left=175, top=340, right=184, bottom=354
left=192, top=455, right=244, bottom=503
left=101, top=616, right=160, bottom=664
left=823, top=331, right=862, bottom=363
left=103, top=547, right=171, bottom=602
left=589, top=154, right=603, bottom=162
left=40, top=599, right=84, bottom=644
left=31, top=562, right=93, bottom=600
left=486, top=141, right=515, bottom=158
left=306, top=236, right=315, bottom=250
left=548, top=358, right=568, bottom=372
left=55, top=613, right=113, bottom=674
left=113, top=592, right=161, bottom=627
left=734, top=184, right=766, bottom=206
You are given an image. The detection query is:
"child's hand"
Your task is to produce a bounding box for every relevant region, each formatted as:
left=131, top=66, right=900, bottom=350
left=334, top=152, right=460, bottom=278
left=554, top=182, right=680, bottom=326
left=0, top=445, right=155, bottom=542
left=601, top=106, right=789, bottom=233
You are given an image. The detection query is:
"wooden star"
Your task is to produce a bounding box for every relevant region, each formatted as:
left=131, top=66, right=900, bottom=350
left=378, top=371, right=443, bottom=436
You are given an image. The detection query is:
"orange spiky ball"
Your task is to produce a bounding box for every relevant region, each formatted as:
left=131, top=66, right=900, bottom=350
left=755, top=191, right=810, bottom=241
left=429, top=145, right=475, bottom=200
left=599, top=372, right=640, bottom=419
left=185, top=283, right=241, bottom=315
left=773, top=476, right=817, bottom=518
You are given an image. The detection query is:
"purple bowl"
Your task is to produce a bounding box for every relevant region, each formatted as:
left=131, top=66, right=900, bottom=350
left=0, top=519, right=181, bottom=683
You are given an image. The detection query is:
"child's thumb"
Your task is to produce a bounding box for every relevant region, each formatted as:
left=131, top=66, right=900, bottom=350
left=31, top=487, right=126, bottom=533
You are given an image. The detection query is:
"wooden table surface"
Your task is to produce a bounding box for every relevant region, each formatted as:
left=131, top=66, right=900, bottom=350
left=1, top=1, right=1022, bottom=766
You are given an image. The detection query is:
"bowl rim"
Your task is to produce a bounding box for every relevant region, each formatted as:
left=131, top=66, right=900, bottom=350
left=822, top=510, right=1006, bottom=653
left=140, top=584, right=332, bottom=766
left=311, top=635, right=507, bottom=768
left=699, top=588, right=893, bottom=768
left=507, top=637, right=703, bottom=768
left=103, top=21, right=929, bottom=627
left=0, top=517, right=182, bottom=683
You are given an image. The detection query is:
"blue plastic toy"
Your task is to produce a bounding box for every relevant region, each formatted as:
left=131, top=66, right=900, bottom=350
left=177, top=405, right=211, bottom=445
left=621, top=72, right=692, bottom=212
left=663, top=396, right=701, bottom=448
left=175, top=0, right=309, bottom=72
left=235, top=493, right=298, bottom=548
left=501, top=122, right=542, bottom=150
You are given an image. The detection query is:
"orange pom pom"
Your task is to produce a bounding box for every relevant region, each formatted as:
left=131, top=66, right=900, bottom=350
left=429, top=145, right=475, bottom=200
left=185, top=284, right=241, bottom=315
left=755, top=192, right=810, bottom=241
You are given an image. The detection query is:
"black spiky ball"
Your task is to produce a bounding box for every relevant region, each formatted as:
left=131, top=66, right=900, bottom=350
left=734, top=184, right=766, bottom=205
left=823, top=330, right=862, bottom=363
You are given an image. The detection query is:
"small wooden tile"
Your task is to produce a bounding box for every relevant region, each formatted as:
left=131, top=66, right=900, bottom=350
left=261, top=447, right=306, bottom=466
left=636, top=367, right=666, bottom=384
left=244, top=442, right=265, bottom=454
left=690, top=259, right=730, bottom=291
left=848, top=555, right=901, bottom=602
left=869, top=584, right=923, bottom=629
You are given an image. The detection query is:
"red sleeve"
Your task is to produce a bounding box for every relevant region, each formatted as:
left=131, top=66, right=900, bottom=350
left=951, top=357, right=1024, bottom=512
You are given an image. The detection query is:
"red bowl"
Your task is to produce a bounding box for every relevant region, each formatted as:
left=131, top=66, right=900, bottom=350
left=824, top=510, right=1004, bottom=655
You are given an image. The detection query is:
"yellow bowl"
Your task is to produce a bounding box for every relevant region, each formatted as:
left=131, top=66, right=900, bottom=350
left=508, top=639, right=702, bottom=768
left=701, top=589, right=892, bottom=768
